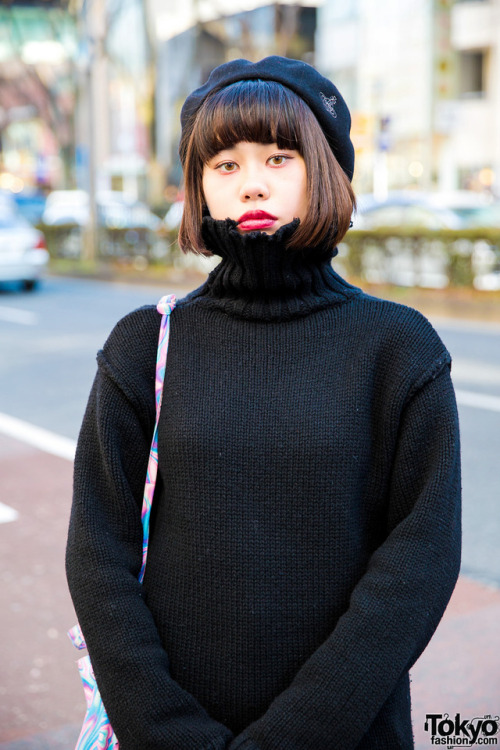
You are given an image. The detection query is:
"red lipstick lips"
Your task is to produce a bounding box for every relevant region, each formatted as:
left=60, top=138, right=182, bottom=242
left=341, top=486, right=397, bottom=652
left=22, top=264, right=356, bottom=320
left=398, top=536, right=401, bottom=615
left=237, top=210, right=278, bottom=231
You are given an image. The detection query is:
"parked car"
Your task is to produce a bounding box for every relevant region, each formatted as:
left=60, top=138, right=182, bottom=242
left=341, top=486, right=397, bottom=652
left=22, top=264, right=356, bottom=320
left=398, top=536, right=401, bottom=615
left=353, top=192, right=464, bottom=230
left=12, top=188, right=48, bottom=225
left=0, top=191, right=19, bottom=213
left=42, top=189, right=90, bottom=226
left=98, top=191, right=162, bottom=231
left=0, top=209, right=49, bottom=291
left=42, top=189, right=161, bottom=231
left=353, top=190, right=499, bottom=230
left=463, top=204, right=500, bottom=228
left=426, top=191, right=500, bottom=229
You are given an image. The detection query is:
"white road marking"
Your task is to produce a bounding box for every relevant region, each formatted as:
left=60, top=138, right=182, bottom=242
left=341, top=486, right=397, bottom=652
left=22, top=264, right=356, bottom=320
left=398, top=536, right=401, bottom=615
left=0, top=501, right=19, bottom=524
left=0, top=306, right=38, bottom=326
left=455, top=390, right=500, bottom=413
left=0, top=412, right=76, bottom=461
left=431, top=316, right=500, bottom=335
left=452, top=359, right=500, bottom=386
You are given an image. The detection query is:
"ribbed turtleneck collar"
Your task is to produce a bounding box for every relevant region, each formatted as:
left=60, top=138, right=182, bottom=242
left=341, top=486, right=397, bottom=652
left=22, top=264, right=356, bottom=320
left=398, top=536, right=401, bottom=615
left=182, top=217, right=361, bottom=322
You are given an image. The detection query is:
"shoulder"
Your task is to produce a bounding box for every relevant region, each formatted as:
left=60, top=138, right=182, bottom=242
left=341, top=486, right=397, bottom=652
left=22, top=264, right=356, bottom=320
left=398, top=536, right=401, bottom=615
left=96, top=305, right=161, bottom=405
left=349, top=290, right=447, bottom=348
left=103, top=304, right=160, bottom=353
left=346, top=291, right=452, bottom=394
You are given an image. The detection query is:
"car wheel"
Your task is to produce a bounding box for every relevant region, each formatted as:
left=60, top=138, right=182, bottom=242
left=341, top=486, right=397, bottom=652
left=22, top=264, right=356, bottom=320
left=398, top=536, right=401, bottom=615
left=22, top=279, right=37, bottom=292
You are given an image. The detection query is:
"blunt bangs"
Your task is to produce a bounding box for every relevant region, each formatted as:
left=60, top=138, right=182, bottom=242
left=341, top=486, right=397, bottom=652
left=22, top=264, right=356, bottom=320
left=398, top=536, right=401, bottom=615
left=191, top=80, right=305, bottom=161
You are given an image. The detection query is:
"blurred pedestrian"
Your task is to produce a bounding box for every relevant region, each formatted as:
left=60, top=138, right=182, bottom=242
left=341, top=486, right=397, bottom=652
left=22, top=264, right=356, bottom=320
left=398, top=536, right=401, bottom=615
left=66, top=56, right=461, bottom=749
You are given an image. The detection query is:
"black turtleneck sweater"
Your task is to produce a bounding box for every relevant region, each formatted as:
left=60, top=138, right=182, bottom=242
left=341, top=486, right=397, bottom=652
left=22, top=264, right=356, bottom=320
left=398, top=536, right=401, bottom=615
left=66, top=219, right=461, bottom=750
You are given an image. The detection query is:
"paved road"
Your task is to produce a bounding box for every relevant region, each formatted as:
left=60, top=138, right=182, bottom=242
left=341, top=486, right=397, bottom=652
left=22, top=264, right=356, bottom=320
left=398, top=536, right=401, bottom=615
left=0, top=276, right=180, bottom=440
left=433, top=317, right=500, bottom=589
left=0, top=276, right=499, bottom=747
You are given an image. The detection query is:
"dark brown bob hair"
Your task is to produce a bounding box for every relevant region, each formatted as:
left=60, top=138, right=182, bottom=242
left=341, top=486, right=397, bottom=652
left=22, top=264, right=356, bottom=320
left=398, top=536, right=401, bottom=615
left=179, top=79, right=356, bottom=256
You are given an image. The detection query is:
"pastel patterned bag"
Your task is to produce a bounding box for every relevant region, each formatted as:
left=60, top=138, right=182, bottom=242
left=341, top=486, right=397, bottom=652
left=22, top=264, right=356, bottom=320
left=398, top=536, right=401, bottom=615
left=67, top=294, right=177, bottom=750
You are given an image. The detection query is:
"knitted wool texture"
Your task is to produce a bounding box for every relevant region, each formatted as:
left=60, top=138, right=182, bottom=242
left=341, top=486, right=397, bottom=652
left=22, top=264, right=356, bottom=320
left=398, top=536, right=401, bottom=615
left=66, top=219, right=461, bottom=750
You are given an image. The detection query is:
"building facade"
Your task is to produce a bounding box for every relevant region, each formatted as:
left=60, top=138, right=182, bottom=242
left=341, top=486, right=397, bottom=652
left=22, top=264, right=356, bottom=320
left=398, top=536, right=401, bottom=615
left=0, top=1, right=77, bottom=191
left=316, top=0, right=497, bottom=197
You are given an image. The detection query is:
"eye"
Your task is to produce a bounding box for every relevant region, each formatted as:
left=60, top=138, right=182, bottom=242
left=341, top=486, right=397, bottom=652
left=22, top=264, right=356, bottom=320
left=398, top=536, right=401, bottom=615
left=268, top=154, right=290, bottom=166
left=216, top=161, right=238, bottom=173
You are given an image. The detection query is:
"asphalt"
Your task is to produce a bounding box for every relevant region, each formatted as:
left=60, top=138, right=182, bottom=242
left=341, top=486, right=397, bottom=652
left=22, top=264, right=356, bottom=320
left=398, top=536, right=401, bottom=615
left=48, top=263, right=500, bottom=324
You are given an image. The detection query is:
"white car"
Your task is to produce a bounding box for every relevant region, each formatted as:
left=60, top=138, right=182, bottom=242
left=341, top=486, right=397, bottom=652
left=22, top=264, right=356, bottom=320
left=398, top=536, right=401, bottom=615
left=43, top=189, right=161, bottom=231
left=0, top=210, right=49, bottom=291
left=353, top=192, right=464, bottom=230
left=42, top=189, right=89, bottom=226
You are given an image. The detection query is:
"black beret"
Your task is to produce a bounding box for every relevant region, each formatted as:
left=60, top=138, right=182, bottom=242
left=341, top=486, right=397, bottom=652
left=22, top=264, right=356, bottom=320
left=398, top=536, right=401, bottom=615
left=180, top=55, right=355, bottom=181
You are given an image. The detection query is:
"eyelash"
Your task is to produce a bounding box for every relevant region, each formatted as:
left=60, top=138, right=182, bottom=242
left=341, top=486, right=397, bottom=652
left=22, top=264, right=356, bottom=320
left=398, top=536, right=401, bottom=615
left=215, top=154, right=291, bottom=172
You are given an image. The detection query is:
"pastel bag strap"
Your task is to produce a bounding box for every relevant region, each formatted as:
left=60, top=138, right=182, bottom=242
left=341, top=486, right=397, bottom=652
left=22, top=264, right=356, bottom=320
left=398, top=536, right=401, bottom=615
left=67, top=295, right=176, bottom=749
left=68, top=293, right=176, bottom=650
left=139, top=293, right=176, bottom=581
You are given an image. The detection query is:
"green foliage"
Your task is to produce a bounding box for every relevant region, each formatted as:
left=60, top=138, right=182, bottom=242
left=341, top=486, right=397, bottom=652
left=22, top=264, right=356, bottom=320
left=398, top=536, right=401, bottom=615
left=37, top=223, right=177, bottom=264
left=341, top=228, right=500, bottom=288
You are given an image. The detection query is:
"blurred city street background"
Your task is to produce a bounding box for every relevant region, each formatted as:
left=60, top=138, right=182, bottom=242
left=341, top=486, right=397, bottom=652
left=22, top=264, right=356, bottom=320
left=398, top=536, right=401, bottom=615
left=0, top=0, right=499, bottom=748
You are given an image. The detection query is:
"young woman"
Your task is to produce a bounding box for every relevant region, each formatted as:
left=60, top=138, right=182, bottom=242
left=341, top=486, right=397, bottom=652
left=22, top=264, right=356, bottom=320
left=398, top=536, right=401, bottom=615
left=66, top=56, right=461, bottom=749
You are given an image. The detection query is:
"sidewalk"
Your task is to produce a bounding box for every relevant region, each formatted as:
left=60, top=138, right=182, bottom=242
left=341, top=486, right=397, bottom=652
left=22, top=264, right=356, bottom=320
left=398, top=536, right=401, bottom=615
left=411, top=576, right=500, bottom=749
left=0, top=436, right=82, bottom=748
left=362, top=282, right=500, bottom=325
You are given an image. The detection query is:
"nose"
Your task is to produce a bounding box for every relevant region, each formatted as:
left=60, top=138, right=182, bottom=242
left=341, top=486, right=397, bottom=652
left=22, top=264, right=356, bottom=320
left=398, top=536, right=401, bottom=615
left=239, top=171, right=270, bottom=202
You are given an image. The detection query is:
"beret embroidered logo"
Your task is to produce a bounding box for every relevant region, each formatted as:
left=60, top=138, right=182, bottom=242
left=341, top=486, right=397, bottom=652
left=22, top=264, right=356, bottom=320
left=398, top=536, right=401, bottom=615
left=320, top=92, right=337, bottom=118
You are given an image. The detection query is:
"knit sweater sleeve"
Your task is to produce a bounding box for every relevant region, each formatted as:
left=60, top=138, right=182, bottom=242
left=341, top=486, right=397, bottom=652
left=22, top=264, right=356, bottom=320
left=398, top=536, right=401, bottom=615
left=65, top=307, right=233, bottom=750
left=230, top=330, right=461, bottom=750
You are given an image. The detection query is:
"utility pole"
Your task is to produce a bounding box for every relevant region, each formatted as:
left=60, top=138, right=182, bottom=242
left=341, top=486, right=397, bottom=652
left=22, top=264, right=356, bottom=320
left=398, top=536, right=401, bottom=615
left=81, top=0, right=106, bottom=263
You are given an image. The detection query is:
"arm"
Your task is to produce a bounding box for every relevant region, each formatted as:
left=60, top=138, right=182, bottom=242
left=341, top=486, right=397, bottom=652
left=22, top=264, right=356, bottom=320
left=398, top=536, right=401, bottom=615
left=66, top=321, right=233, bottom=750
left=230, top=360, right=461, bottom=750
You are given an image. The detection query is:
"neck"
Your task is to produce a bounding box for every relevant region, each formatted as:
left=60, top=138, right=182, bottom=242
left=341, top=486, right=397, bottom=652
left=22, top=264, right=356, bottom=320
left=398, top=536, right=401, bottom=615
left=185, top=217, right=360, bottom=322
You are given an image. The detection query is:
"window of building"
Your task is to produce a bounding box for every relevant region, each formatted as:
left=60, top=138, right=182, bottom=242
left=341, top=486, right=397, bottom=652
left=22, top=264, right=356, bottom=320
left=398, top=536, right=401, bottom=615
left=458, top=50, right=487, bottom=98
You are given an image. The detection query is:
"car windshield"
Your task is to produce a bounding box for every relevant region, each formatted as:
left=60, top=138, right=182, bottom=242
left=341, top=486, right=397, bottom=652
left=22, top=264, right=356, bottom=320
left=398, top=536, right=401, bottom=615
left=454, top=205, right=500, bottom=227
left=0, top=213, right=30, bottom=230
left=360, top=205, right=451, bottom=230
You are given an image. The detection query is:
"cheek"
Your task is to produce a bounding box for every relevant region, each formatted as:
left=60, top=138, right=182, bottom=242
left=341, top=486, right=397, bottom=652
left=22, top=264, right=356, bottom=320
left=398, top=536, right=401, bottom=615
left=201, top=173, right=210, bottom=206
left=202, top=174, right=230, bottom=221
left=202, top=176, right=218, bottom=215
left=293, top=169, right=309, bottom=214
